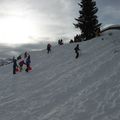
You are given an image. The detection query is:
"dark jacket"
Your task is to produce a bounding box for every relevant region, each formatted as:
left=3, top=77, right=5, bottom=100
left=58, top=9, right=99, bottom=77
left=13, top=59, right=17, bottom=67
left=26, top=56, right=31, bottom=65
left=74, top=45, right=80, bottom=52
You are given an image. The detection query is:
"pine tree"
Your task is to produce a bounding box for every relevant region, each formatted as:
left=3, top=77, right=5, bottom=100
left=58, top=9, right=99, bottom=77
left=74, top=0, right=101, bottom=40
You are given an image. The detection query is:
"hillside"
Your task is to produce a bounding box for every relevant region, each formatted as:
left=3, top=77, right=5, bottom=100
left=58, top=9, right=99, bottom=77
left=0, top=29, right=120, bottom=120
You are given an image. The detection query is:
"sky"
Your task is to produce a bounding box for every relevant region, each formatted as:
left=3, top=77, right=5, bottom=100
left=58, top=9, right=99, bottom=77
left=0, top=0, right=119, bottom=45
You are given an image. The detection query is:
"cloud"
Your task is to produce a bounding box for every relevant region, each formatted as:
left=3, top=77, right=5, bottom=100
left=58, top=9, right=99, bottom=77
left=97, top=0, right=120, bottom=26
left=0, top=41, right=48, bottom=58
left=0, top=0, right=119, bottom=44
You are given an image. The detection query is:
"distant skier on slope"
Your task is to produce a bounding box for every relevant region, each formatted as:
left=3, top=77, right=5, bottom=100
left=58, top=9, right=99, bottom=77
left=24, top=51, right=28, bottom=58
left=74, top=44, right=80, bottom=59
left=13, top=57, right=18, bottom=74
left=18, top=58, right=25, bottom=72
left=25, top=55, right=31, bottom=72
left=47, top=43, right=52, bottom=54
left=17, top=55, right=21, bottom=60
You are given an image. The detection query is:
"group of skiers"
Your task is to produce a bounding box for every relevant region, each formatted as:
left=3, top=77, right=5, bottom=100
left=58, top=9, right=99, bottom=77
left=13, top=52, right=31, bottom=74
left=13, top=43, right=80, bottom=74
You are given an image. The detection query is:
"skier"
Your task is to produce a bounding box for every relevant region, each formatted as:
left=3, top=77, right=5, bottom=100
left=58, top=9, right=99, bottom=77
left=25, top=55, right=31, bottom=72
left=18, top=58, right=25, bottom=72
left=60, top=39, right=63, bottom=45
left=17, top=55, right=21, bottom=60
left=24, top=51, right=28, bottom=58
left=47, top=43, right=51, bottom=54
left=74, top=44, right=80, bottom=59
left=13, top=57, right=18, bottom=74
left=58, top=39, right=63, bottom=45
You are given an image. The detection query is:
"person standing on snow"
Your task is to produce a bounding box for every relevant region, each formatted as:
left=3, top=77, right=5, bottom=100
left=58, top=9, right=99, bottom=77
left=47, top=43, right=51, bottom=54
left=13, top=57, right=18, bottom=74
left=18, top=58, right=25, bottom=72
left=74, top=44, right=80, bottom=59
left=25, top=55, right=31, bottom=72
left=24, top=51, right=28, bottom=58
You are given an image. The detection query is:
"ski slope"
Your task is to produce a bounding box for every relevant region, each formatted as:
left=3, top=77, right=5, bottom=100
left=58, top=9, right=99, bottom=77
left=0, top=30, right=120, bottom=120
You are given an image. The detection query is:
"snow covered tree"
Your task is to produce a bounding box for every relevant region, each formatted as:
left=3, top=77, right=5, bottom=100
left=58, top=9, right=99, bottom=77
left=74, top=0, right=101, bottom=40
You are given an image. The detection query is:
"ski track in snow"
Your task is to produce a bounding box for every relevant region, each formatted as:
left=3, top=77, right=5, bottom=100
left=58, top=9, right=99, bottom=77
left=0, top=30, right=120, bottom=120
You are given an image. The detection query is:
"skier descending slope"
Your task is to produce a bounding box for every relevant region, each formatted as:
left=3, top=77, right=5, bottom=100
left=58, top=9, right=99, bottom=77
left=74, top=44, right=80, bottom=59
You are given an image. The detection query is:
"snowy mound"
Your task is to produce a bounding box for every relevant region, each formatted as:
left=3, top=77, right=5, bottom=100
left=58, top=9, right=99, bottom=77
left=101, top=24, right=120, bottom=32
left=0, top=30, right=120, bottom=120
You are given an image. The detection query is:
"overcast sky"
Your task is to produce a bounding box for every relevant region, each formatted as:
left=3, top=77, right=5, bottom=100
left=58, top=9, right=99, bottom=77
left=0, top=0, right=119, bottom=44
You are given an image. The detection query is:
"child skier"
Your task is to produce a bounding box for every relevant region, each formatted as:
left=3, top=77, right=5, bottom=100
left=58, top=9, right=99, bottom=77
left=25, top=55, right=31, bottom=72
left=18, top=59, right=25, bottom=72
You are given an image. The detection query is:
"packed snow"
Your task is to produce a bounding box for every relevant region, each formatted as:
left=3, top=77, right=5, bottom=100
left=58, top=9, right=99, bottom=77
left=0, top=29, right=120, bottom=120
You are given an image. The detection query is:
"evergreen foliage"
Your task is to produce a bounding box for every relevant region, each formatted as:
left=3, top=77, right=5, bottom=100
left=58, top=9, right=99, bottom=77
left=74, top=0, right=101, bottom=40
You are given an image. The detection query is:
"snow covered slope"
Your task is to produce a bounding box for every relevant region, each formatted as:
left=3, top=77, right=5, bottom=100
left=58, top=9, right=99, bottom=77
left=0, top=30, right=120, bottom=120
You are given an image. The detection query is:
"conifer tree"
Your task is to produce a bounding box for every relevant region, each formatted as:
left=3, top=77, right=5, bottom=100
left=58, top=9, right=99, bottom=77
left=74, top=0, right=101, bottom=40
